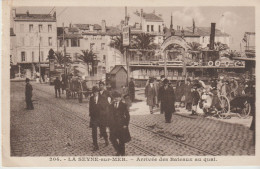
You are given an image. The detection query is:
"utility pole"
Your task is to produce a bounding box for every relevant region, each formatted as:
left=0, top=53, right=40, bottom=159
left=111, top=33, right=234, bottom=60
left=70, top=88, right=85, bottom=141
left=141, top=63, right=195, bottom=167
left=125, top=6, right=130, bottom=85
left=39, top=35, right=41, bottom=83
left=63, top=22, right=67, bottom=76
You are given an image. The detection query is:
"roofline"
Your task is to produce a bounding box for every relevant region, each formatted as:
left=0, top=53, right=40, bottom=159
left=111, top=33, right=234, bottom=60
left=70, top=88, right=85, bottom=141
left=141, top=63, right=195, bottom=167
left=14, top=19, right=56, bottom=22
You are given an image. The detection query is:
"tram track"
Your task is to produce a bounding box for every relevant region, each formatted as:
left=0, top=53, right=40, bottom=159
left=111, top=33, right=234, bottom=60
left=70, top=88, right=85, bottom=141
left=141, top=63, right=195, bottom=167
left=30, top=83, right=218, bottom=156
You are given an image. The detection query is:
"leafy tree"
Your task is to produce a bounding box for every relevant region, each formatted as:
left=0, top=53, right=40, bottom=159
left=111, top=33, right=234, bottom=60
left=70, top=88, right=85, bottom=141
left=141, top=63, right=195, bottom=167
left=132, top=33, right=158, bottom=50
left=109, top=34, right=125, bottom=54
left=187, top=42, right=202, bottom=51
left=48, top=48, right=55, bottom=60
left=78, top=50, right=98, bottom=76
left=214, top=42, right=229, bottom=51
left=54, top=51, right=72, bottom=66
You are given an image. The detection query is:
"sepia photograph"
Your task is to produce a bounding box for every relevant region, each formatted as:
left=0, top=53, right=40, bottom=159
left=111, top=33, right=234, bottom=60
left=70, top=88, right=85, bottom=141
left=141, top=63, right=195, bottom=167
left=2, top=0, right=259, bottom=167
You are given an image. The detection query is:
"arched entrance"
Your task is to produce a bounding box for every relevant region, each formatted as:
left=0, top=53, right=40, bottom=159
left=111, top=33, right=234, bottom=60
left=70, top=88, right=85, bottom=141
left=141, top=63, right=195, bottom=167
left=160, top=36, right=190, bottom=78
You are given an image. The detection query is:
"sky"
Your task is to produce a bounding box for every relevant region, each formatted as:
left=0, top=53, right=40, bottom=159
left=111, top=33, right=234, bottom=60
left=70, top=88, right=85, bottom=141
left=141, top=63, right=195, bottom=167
left=14, top=6, right=255, bottom=50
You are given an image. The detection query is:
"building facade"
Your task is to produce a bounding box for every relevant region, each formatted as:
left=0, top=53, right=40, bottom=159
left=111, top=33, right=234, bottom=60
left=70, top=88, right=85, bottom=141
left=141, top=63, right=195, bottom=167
left=11, top=9, right=57, bottom=79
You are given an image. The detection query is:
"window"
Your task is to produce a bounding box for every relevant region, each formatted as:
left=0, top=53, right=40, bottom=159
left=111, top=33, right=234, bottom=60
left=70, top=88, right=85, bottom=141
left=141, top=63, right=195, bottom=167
left=32, top=51, right=34, bottom=62
left=21, top=52, right=26, bottom=62
left=48, top=25, right=52, bottom=32
left=159, top=25, right=161, bottom=32
left=66, top=40, right=69, bottom=47
left=39, top=24, right=43, bottom=32
left=48, top=37, right=52, bottom=46
left=29, top=24, right=33, bottom=32
left=71, top=39, right=79, bottom=47
left=151, top=25, right=154, bottom=32
left=147, top=25, right=149, bottom=32
left=59, top=39, right=63, bottom=47
left=20, top=37, right=25, bottom=46
left=101, top=43, right=105, bottom=50
left=30, top=37, right=34, bottom=46
left=41, top=51, right=44, bottom=62
left=20, top=24, right=24, bottom=32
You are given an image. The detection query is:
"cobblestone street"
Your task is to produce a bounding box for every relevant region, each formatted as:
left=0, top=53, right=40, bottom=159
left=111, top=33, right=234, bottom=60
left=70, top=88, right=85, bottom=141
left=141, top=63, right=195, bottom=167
left=10, top=81, right=255, bottom=156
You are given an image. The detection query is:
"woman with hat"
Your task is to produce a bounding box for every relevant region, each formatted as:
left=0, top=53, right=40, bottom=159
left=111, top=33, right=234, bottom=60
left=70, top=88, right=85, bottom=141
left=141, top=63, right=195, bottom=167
left=145, top=78, right=157, bottom=114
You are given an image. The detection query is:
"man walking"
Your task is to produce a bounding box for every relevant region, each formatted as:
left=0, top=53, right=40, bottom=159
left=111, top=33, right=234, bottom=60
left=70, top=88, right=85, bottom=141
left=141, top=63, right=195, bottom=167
left=98, top=81, right=111, bottom=146
left=109, top=91, right=131, bottom=156
left=128, top=78, right=135, bottom=102
left=161, top=79, right=175, bottom=123
left=158, top=75, right=166, bottom=114
left=184, top=78, right=192, bottom=111
left=145, top=78, right=156, bottom=114
left=89, top=86, right=101, bottom=151
left=25, top=78, right=34, bottom=110
left=53, top=77, right=61, bottom=98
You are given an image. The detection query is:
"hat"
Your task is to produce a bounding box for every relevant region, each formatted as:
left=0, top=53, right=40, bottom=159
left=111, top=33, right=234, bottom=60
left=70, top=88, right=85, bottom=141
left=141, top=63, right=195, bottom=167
left=149, top=78, right=154, bottom=83
left=92, top=86, right=99, bottom=93
left=163, top=78, right=169, bottom=84
left=99, top=81, right=105, bottom=85
left=112, top=91, right=121, bottom=98
left=25, top=78, right=30, bottom=82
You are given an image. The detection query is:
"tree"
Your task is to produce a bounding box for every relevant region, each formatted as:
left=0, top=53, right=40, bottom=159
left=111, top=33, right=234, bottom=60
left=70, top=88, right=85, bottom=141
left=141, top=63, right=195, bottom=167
left=48, top=48, right=55, bottom=60
left=132, top=33, right=158, bottom=50
left=109, top=35, right=124, bottom=54
left=54, top=51, right=72, bottom=66
left=78, top=50, right=98, bottom=76
left=214, top=42, right=229, bottom=51
left=187, top=42, right=202, bottom=51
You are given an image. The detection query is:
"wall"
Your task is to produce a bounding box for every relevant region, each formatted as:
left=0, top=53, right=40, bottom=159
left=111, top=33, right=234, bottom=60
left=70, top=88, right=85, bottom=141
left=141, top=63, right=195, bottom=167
left=14, top=21, right=57, bottom=63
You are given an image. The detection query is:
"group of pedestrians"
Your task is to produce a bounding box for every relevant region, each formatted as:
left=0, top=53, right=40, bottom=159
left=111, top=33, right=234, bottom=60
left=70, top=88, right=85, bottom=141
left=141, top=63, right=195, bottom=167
left=145, top=75, right=176, bottom=123
left=89, top=81, right=131, bottom=156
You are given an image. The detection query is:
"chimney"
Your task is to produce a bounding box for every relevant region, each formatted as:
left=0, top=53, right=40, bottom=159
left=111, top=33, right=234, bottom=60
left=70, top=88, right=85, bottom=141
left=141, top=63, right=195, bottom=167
left=209, top=23, right=216, bottom=50
left=69, top=23, right=72, bottom=28
left=26, top=10, right=29, bottom=17
left=12, top=8, right=16, bottom=18
left=102, top=20, right=106, bottom=33
left=53, top=11, right=56, bottom=18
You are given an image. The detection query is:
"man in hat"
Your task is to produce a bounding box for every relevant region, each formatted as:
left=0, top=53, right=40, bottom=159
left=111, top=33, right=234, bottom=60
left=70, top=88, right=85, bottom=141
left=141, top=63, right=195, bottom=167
left=109, top=91, right=131, bottom=156
left=89, top=86, right=101, bottom=151
left=184, top=78, right=192, bottom=111
left=158, top=75, right=166, bottom=114
left=191, top=85, right=200, bottom=115
left=128, top=78, right=135, bottom=102
left=145, top=78, right=157, bottom=114
left=98, top=81, right=111, bottom=146
left=53, top=77, right=61, bottom=98
left=25, top=78, right=34, bottom=110
left=160, top=79, right=175, bottom=123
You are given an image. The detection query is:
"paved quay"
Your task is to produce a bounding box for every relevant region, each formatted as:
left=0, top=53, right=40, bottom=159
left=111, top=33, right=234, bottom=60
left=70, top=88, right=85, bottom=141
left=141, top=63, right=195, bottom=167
left=10, top=81, right=255, bottom=156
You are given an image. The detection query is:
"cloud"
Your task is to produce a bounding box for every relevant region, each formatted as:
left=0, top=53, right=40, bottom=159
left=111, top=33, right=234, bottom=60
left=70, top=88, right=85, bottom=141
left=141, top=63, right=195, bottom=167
left=172, top=7, right=205, bottom=26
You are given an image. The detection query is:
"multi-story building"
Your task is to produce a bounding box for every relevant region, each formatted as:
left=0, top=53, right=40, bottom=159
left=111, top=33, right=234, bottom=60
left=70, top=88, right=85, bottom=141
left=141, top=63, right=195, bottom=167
left=57, top=21, right=122, bottom=79
left=11, top=8, right=57, bottom=79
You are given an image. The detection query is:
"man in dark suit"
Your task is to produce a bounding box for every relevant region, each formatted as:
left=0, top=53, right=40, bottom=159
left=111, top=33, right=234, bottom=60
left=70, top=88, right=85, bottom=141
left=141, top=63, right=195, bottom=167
left=89, top=86, right=101, bottom=151
left=53, top=77, right=61, bottom=98
left=98, top=81, right=111, bottom=146
left=25, top=78, right=34, bottom=110
left=109, top=91, right=131, bottom=156
left=161, top=79, right=175, bottom=123
left=128, top=78, right=135, bottom=102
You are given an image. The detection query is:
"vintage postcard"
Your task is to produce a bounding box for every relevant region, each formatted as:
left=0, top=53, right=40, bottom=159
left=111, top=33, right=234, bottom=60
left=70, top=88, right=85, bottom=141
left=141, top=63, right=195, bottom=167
left=1, top=0, right=260, bottom=167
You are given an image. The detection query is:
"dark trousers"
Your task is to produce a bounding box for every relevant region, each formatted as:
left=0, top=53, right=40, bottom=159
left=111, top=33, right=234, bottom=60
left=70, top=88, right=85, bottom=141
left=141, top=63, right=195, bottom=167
left=164, top=110, right=172, bottom=122
left=55, top=88, right=61, bottom=97
left=110, top=132, right=125, bottom=155
left=92, top=126, right=98, bottom=147
left=99, top=125, right=108, bottom=141
left=160, top=102, right=165, bottom=114
left=186, top=102, right=192, bottom=111
left=26, top=97, right=34, bottom=109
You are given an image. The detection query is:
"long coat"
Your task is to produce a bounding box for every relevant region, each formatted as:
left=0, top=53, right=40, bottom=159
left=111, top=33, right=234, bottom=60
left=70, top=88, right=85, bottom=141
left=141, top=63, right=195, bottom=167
left=184, top=83, right=192, bottom=104
left=175, top=84, right=184, bottom=102
left=145, top=84, right=156, bottom=106
left=25, top=83, right=33, bottom=99
left=89, top=95, right=100, bottom=128
left=98, top=90, right=112, bottom=127
left=54, top=79, right=61, bottom=89
left=109, top=101, right=131, bottom=143
left=161, top=87, right=175, bottom=113
left=128, top=81, right=135, bottom=101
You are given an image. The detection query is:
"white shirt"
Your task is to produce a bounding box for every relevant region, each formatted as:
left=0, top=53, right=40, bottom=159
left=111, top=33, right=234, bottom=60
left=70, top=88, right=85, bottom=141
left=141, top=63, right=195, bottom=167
left=94, top=95, right=98, bottom=104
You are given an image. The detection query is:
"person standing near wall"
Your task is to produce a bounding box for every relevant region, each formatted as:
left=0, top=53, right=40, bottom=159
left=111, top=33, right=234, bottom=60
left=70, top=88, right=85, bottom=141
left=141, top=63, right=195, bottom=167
left=145, top=78, right=156, bottom=114
left=25, top=78, right=34, bottom=110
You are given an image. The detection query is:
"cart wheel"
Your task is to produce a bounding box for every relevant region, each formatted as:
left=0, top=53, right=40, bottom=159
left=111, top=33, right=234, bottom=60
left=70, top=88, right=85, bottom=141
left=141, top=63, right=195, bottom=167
left=219, top=95, right=230, bottom=114
left=238, top=101, right=251, bottom=118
